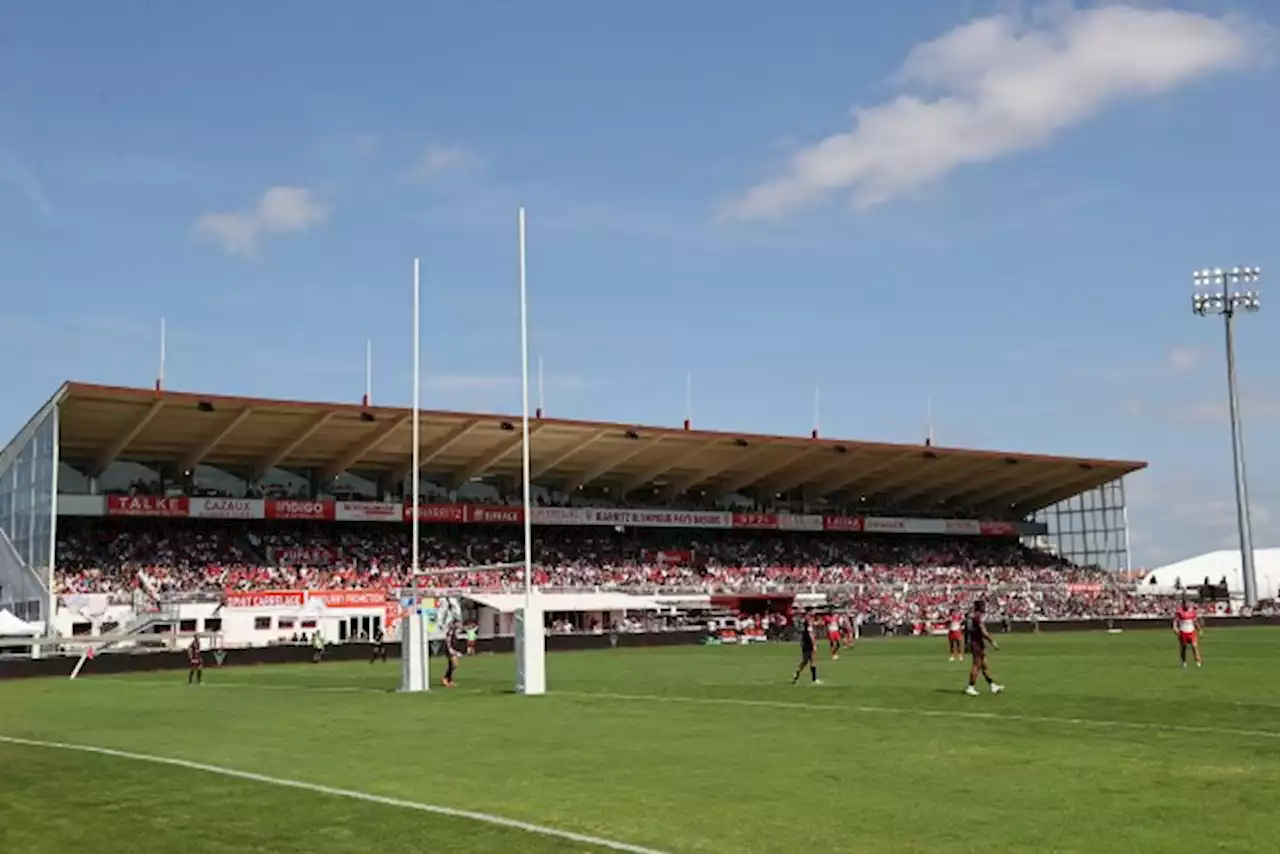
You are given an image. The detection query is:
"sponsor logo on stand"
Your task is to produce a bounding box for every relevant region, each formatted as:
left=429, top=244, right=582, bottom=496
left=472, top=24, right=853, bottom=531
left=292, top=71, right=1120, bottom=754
left=591, top=509, right=731, bottom=528
left=266, top=499, right=332, bottom=521
left=778, top=514, right=825, bottom=532
left=402, top=503, right=468, bottom=523
left=224, top=590, right=306, bottom=608
left=335, top=501, right=400, bottom=523
left=105, top=495, right=190, bottom=517
left=471, top=506, right=524, bottom=525
left=862, top=517, right=909, bottom=533
left=90, top=494, right=1000, bottom=536
left=191, top=498, right=258, bottom=519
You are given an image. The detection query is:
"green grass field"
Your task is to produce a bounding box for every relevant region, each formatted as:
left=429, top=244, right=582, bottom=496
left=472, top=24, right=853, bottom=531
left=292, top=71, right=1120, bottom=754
left=2, top=629, right=1278, bottom=854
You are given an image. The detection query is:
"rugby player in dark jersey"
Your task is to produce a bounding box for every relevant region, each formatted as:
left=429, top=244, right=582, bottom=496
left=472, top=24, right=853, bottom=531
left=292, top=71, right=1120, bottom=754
left=964, top=600, right=1004, bottom=696
left=791, top=614, right=822, bottom=685
left=370, top=627, right=387, bottom=663
left=441, top=624, right=461, bottom=688
left=186, top=636, right=203, bottom=685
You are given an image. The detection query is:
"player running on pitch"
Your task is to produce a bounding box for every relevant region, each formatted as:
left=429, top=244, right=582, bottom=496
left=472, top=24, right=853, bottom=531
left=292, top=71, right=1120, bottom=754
left=964, top=600, right=1004, bottom=696
left=791, top=614, right=822, bottom=685
left=825, top=613, right=842, bottom=660
left=1174, top=599, right=1203, bottom=668
left=947, top=606, right=965, bottom=662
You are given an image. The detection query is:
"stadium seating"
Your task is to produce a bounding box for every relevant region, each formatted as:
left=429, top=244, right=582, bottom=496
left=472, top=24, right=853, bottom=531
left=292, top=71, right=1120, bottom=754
left=54, top=510, right=1184, bottom=621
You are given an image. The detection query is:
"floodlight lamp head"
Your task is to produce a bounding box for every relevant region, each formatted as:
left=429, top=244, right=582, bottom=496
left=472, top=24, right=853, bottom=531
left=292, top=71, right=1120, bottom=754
left=1192, top=269, right=1221, bottom=288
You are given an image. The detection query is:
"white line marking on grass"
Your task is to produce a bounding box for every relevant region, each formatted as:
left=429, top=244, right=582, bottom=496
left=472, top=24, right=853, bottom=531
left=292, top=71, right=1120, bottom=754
left=205, top=681, right=381, bottom=694
left=558, top=691, right=1280, bottom=741
left=202, top=681, right=493, bottom=698
left=0, top=735, right=668, bottom=854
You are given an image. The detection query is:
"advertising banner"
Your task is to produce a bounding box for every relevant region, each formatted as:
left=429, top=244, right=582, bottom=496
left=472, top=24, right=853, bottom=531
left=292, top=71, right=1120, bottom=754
left=104, top=495, right=190, bottom=517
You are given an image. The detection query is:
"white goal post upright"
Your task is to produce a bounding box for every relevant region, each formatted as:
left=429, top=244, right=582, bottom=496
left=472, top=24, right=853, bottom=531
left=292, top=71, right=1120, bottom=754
left=516, top=206, right=547, bottom=696
left=400, top=257, right=429, bottom=693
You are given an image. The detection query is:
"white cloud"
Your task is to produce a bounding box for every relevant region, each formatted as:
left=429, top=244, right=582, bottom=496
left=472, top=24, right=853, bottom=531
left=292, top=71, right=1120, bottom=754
left=409, top=144, right=483, bottom=181
left=194, top=186, right=328, bottom=258
left=723, top=5, right=1261, bottom=218
left=1166, top=346, right=1204, bottom=374
left=1125, top=469, right=1278, bottom=566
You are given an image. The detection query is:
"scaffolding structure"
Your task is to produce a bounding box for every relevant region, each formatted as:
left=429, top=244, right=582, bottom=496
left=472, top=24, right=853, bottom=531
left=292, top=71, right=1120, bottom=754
left=1031, top=477, right=1131, bottom=573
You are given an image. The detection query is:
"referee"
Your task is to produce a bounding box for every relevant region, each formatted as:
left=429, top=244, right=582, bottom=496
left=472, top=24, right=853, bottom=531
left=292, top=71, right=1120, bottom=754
left=791, top=613, right=822, bottom=685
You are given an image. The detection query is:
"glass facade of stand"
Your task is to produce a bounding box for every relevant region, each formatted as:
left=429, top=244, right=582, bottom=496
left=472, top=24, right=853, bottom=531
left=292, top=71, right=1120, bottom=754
left=0, top=402, right=58, bottom=622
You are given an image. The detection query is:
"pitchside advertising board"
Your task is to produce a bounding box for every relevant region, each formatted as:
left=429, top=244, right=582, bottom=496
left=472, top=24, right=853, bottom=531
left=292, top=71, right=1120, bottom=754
left=222, top=588, right=461, bottom=638
left=53, top=495, right=1021, bottom=537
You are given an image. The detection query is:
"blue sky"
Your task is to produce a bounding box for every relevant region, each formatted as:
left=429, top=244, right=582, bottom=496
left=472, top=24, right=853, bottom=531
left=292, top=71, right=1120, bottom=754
left=1, top=1, right=1276, bottom=566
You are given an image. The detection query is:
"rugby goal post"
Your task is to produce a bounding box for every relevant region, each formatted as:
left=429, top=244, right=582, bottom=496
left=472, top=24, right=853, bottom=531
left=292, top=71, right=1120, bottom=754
left=396, top=561, right=545, bottom=694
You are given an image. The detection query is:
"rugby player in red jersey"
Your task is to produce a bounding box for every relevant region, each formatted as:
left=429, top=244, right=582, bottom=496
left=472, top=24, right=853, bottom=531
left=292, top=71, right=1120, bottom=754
left=825, top=614, right=842, bottom=660
left=1173, top=599, right=1203, bottom=668
left=186, top=636, right=203, bottom=685
left=947, top=607, right=965, bottom=662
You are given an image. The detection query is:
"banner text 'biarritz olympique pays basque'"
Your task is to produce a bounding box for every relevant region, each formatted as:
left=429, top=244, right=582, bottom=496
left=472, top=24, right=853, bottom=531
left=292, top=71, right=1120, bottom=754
left=90, top=495, right=1018, bottom=537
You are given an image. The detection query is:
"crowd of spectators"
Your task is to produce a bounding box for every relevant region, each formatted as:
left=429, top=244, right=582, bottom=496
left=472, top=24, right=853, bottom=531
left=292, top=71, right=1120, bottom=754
left=50, top=518, right=1201, bottom=621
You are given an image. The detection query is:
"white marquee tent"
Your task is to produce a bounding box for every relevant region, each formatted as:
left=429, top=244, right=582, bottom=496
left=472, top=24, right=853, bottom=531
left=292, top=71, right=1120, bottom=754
left=1140, top=548, right=1280, bottom=601
left=0, top=608, right=40, bottom=636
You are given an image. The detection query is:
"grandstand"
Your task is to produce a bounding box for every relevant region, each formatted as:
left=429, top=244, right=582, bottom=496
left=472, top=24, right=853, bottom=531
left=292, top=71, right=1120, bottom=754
left=2, top=381, right=1153, bottom=645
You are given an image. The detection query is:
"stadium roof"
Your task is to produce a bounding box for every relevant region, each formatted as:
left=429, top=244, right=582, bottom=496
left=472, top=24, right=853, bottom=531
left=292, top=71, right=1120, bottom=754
left=51, top=382, right=1145, bottom=515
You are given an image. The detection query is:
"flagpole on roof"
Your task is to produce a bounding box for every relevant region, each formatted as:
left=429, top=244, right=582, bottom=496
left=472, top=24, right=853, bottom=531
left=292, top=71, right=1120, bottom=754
left=684, top=372, right=693, bottom=430
left=926, top=395, right=935, bottom=446
left=156, top=318, right=167, bottom=392
left=364, top=339, right=373, bottom=407
left=536, top=355, right=544, bottom=419
left=812, top=385, right=820, bottom=439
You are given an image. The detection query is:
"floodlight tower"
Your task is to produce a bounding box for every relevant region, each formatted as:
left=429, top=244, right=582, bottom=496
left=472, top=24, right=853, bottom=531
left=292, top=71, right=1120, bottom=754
left=1191, top=266, right=1262, bottom=609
